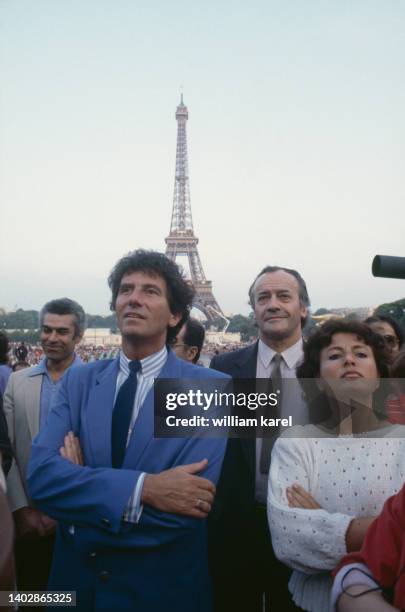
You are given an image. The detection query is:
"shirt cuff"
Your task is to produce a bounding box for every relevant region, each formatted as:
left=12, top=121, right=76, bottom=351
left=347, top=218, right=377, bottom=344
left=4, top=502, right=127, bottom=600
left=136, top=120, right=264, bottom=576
left=331, top=562, right=378, bottom=610
left=122, top=472, right=146, bottom=523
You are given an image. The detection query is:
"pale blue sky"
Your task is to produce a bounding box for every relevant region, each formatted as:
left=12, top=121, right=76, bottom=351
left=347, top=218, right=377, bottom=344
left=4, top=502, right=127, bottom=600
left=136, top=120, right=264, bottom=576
left=1, top=1, right=404, bottom=315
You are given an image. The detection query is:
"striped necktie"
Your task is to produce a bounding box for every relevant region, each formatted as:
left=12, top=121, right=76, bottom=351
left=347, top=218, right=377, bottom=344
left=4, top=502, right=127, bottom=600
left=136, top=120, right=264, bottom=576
left=259, top=353, right=283, bottom=474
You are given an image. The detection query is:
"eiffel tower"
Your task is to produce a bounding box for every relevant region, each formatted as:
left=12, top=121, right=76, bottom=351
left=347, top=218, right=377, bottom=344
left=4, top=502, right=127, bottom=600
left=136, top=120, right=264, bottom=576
left=165, top=95, right=224, bottom=322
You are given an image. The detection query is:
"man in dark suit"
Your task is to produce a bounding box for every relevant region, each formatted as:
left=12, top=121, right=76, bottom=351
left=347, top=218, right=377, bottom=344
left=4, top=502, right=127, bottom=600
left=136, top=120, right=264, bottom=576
left=28, top=250, right=228, bottom=612
left=209, top=265, right=310, bottom=612
left=0, top=398, right=12, bottom=478
left=0, top=398, right=14, bottom=597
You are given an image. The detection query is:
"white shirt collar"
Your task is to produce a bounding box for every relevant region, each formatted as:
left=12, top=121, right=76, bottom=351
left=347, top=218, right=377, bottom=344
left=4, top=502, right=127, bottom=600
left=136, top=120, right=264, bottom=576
left=119, top=345, right=167, bottom=378
left=258, top=336, right=303, bottom=370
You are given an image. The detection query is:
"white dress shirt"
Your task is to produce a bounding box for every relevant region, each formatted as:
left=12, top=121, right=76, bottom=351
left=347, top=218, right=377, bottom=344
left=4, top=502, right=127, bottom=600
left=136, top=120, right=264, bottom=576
left=255, top=337, right=304, bottom=504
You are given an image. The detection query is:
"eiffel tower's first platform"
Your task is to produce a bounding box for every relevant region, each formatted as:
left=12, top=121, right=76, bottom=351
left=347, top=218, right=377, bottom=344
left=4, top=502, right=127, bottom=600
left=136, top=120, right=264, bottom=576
left=165, top=96, right=224, bottom=322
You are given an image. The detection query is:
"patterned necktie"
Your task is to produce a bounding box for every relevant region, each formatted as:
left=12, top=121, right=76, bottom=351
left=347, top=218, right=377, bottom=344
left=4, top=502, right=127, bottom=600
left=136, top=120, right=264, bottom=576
left=111, top=360, right=142, bottom=468
left=259, top=353, right=283, bottom=475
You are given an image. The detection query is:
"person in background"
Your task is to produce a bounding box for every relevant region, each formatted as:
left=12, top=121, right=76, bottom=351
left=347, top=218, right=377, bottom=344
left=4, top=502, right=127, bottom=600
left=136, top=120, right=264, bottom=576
left=0, top=462, right=14, bottom=594
left=0, top=332, right=12, bottom=399
left=385, top=350, right=405, bottom=425
left=365, top=315, right=404, bottom=362
left=0, top=397, right=12, bottom=479
left=4, top=297, right=86, bottom=597
left=14, top=342, right=28, bottom=363
left=332, top=481, right=405, bottom=611
left=12, top=361, right=30, bottom=373
left=171, top=317, right=205, bottom=364
left=0, top=397, right=14, bottom=599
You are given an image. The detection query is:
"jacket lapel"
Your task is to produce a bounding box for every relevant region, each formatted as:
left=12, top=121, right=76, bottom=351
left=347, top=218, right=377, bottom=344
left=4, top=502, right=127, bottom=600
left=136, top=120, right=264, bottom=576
left=122, top=351, right=182, bottom=469
left=233, top=341, right=258, bottom=379
left=85, top=359, right=119, bottom=467
left=25, top=374, right=42, bottom=438
left=234, top=342, right=258, bottom=475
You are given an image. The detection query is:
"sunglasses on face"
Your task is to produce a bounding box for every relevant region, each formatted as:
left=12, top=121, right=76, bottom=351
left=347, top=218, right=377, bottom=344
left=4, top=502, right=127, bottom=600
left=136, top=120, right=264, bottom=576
left=381, top=334, right=399, bottom=348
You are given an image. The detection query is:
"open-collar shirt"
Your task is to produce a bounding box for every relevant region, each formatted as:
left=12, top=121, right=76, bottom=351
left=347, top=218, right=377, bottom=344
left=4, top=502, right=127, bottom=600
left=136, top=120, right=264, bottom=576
left=30, top=354, right=82, bottom=429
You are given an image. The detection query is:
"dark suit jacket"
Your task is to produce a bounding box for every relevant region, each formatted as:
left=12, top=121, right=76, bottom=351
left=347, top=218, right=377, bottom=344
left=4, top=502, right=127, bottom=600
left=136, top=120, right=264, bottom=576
left=0, top=487, right=14, bottom=592
left=0, top=398, right=12, bottom=477
left=209, top=343, right=259, bottom=575
left=210, top=342, right=258, bottom=503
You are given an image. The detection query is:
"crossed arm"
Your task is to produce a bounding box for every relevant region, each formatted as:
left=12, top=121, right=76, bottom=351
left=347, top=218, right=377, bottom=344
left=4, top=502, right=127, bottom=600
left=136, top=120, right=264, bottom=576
left=60, top=431, right=216, bottom=519
left=286, top=483, right=375, bottom=553
left=286, top=485, right=397, bottom=610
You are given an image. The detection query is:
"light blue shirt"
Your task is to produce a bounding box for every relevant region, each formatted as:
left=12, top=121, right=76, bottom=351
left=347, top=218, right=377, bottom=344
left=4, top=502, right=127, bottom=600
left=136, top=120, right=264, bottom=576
left=0, top=364, right=12, bottom=398
left=119, top=345, right=168, bottom=523
left=29, top=355, right=82, bottom=430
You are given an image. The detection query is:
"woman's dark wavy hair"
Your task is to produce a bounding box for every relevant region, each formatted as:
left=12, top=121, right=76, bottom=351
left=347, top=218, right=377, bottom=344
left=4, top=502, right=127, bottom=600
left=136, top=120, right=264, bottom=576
left=297, top=319, right=392, bottom=423
left=392, top=350, right=405, bottom=391
left=364, top=314, right=405, bottom=348
left=108, top=249, right=195, bottom=343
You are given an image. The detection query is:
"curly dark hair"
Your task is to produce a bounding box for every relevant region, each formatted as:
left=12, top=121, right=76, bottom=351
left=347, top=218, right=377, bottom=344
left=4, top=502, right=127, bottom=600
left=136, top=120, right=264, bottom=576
left=392, top=350, right=405, bottom=391
left=297, top=319, right=390, bottom=379
left=108, top=249, right=195, bottom=343
left=297, top=319, right=392, bottom=423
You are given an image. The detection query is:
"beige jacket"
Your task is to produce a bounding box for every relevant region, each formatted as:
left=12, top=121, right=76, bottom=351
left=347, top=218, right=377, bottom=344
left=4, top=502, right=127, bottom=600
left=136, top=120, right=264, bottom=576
left=3, top=368, right=42, bottom=512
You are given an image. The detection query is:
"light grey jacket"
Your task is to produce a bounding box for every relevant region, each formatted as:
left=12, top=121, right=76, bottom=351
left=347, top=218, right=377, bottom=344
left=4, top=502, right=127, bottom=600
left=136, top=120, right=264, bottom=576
left=3, top=367, right=43, bottom=512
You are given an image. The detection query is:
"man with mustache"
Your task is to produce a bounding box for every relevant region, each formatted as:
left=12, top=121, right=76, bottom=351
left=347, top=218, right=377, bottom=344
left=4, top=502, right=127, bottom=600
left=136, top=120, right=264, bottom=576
left=209, top=266, right=310, bottom=611
left=4, top=298, right=85, bottom=597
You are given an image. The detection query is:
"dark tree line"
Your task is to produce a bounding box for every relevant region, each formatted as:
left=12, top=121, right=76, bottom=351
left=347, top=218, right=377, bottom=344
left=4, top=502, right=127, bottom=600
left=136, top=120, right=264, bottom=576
left=2, top=299, right=404, bottom=344
left=0, top=310, right=116, bottom=330
left=0, top=310, right=117, bottom=340
left=375, top=297, right=405, bottom=329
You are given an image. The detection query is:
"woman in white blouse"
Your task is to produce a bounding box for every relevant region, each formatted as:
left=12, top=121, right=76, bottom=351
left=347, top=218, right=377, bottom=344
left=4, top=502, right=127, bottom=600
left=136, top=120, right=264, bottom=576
left=267, top=319, right=405, bottom=612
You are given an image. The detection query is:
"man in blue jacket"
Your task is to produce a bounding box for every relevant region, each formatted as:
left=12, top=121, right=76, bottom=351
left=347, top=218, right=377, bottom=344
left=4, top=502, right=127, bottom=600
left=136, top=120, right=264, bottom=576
left=28, top=250, right=228, bottom=612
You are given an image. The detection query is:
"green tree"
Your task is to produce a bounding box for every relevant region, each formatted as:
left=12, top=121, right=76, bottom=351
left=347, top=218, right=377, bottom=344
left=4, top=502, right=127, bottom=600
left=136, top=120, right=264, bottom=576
left=313, top=308, right=332, bottom=316
left=203, top=318, right=227, bottom=332
left=0, top=309, right=118, bottom=332
left=7, top=330, right=40, bottom=343
left=227, top=313, right=257, bottom=342
left=0, top=309, right=39, bottom=330
left=87, top=314, right=117, bottom=328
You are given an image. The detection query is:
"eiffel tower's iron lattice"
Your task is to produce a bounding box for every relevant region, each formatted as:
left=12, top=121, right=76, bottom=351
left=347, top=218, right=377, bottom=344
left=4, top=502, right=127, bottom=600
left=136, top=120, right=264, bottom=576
left=165, top=96, right=224, bottom=321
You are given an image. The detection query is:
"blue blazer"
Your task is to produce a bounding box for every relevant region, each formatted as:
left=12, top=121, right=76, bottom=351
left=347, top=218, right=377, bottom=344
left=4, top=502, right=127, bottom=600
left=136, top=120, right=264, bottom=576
left=28, top=350, right=229, bottom=612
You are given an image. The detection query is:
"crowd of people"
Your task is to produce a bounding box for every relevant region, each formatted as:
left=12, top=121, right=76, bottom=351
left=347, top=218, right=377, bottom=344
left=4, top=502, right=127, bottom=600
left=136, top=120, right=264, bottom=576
left=0, top=250, right=404, bottom=611
left=4, top=338, right=239, bottom=369
left=2, top=341, right=119, bottom=369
